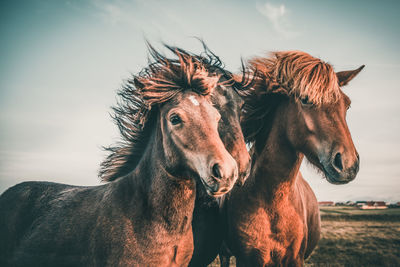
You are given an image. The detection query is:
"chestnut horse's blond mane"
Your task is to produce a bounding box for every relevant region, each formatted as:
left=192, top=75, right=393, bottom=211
left=240, top=51, right=342, bottom=142
left=249, top=50, right=340, bottom=105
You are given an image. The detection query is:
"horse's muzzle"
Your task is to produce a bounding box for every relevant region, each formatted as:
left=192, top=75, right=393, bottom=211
left=322, top=152, right=360, bottom=185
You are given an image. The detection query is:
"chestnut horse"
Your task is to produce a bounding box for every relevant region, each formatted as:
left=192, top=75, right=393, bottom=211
left=0, top=45, right=246, bottom=266
left=222, top=51, right=364, bottom=266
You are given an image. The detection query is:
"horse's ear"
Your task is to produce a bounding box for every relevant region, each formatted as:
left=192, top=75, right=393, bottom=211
left=336, top=65, right=365, bottom=87
left=134, top=78, right=145, bottom=89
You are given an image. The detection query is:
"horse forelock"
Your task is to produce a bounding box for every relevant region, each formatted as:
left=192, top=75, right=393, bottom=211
left=99, top=43, right=231, bottom=182
left=240, top=51, right=341, bottom=143
left=250, top=51, right=341, bottom=106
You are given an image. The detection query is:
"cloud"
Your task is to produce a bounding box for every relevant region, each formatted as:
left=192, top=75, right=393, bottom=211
left=256, top=1, right=299, bottom=39
left=87, top=0, right=190, bottom=40
left=89, top=0, right=140, bottom=26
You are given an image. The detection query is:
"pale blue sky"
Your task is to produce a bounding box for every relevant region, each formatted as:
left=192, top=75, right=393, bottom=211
left=1, top=0, right=399, bottom=202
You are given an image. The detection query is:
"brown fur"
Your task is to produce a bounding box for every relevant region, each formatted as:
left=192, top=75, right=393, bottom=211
left=0, top=44, right=243, bottom=267
left=222, top=51, right=364, bottom=266
left=98, top=42, right=251, bottom=267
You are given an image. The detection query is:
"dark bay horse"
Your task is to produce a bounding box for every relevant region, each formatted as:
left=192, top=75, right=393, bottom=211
left=222, top=51, right=364, bottom=266
left=187, top=48, right=251, bottom=267
left=0, top=45, right=246, bottom=266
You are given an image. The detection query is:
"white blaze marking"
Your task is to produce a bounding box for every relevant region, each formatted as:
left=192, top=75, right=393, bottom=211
left=189, top=95, right=199, bottom=106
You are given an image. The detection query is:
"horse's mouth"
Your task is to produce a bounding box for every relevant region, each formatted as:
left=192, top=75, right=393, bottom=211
left=304, top=154, right=349, bottom=185
left=205, top=189, right=226, bottom=197
left=320, top=162, right=353, bottom=185
left=205, top=184, right=230, bottom=197
left=325, top=173, right=351, bottom=185
left=200, top=177, right=230, bottom=197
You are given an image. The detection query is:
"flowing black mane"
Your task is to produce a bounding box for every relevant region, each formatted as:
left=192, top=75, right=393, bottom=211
left=99, top=43, right=247, bottom=182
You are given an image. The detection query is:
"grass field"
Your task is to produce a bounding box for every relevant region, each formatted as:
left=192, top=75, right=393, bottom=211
left=209, top=207, right=400, bottom=266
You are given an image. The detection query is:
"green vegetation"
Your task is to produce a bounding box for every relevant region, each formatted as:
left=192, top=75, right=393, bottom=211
left=210, top=207, right=400, bottom=266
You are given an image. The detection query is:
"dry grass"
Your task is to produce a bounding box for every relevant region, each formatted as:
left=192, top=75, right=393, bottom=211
left=209, top=207, right=400, bottom=266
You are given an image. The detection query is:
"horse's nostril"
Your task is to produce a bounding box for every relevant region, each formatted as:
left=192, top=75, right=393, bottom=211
left=333, top=153, right=343, bottom=171
left=212, top=164, right=222, bottom=179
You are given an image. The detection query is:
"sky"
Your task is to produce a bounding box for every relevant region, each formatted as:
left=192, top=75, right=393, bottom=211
left=0, top=0, right=399, bottom=202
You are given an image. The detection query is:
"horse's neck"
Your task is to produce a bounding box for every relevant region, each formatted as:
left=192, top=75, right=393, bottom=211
left=120, top=128, right=196, bottom=231
left=251, top=118, right=303, bottom=201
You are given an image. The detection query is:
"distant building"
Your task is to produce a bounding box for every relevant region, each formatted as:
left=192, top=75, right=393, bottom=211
left=318, top=201, right=334, bottom=206
left=357, top=201, right=388, bottom=209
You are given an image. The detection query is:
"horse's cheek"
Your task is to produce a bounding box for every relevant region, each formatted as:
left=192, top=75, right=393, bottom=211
left=303, top=112, right=316, bottom=133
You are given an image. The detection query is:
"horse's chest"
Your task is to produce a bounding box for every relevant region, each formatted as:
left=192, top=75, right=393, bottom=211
left=119, top=225, right=193, bottom=266
left=237, top=206, right=306, bottom=264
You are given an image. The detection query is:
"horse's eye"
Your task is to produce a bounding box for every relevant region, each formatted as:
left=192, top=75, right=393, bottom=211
left=300, top=96, right=312, bottom=106
left=169, top=114, right=182, bottom=125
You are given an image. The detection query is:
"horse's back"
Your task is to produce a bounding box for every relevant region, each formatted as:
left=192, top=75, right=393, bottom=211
left=0, top=182, right=68, bottom=264
left=0, top=181, right=75, bottom=227
left=0, top=181, right=95, bottom=266
left=296, top=173, right=321, bottom=259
